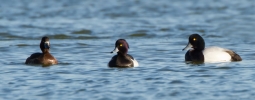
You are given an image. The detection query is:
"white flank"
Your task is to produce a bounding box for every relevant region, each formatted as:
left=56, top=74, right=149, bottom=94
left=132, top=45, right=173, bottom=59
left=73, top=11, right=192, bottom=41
left=131, top=59, right=139, bottom=67
left=203, top=46, right=231, bottom=63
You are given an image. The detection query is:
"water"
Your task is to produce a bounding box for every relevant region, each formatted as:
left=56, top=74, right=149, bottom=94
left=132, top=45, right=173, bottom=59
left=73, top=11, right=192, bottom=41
left=0, top=0, right=255, bottom=99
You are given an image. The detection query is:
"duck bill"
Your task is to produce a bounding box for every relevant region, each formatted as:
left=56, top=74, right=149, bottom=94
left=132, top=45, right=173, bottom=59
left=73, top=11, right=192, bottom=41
left=182, top=43, right=192, bottom=51
left=44, top=41, right=50, bottom=49
left=110, top=47, right=119, bottom=53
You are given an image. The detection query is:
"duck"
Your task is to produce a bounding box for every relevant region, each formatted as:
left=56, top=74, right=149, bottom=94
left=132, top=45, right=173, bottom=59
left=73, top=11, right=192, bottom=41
left=108, top=39, right=139, bottom=67
left=25, top=36, right=58, bottom=66
left=182, top=34, right=242, bottom=63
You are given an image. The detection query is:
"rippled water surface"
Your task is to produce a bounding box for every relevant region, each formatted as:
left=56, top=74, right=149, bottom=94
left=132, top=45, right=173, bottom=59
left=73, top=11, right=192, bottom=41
left=1, top=0, right=255, bottom=100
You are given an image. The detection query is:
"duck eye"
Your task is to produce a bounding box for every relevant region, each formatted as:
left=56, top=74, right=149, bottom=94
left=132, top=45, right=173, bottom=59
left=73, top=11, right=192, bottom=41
left=193, top=38, right=196, bottom=41
left=120, top=44, right=123, bottom=46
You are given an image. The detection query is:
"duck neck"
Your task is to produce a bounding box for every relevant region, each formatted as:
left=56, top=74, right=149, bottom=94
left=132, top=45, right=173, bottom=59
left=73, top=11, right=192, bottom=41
left=117, top=47, right=128, bottom=55
left=194, top=48, right=204, bottom=51
left=42, top=49, right=50, bottom=54
left=117, top=52, right=128, bottom=57
left=197, top=40, right=205, bottom=51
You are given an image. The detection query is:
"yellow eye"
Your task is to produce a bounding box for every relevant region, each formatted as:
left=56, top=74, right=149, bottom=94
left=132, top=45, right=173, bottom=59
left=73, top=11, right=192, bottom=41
left=193, top=38, right=196, bottom=41
left=120, top=44, right=123, bottom=46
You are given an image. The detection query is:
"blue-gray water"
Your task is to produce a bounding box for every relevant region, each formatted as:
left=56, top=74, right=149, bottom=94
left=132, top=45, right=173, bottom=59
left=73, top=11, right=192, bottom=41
left=1, top=0, right=255, bottom=100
